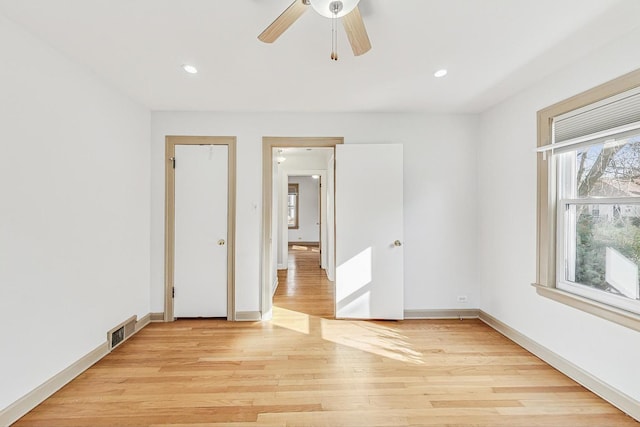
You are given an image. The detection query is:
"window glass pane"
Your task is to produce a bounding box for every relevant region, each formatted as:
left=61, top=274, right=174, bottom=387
left=574, top=133, right=640, bottom=198
left=566, top=203, right=640, bottom=301
left=288, top=206, right=296, bottom=227
left=287, top=183, right=298, bottom=229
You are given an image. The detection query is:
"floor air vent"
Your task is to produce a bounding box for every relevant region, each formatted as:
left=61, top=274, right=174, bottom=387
left=107, top=315, right=137, bottom=350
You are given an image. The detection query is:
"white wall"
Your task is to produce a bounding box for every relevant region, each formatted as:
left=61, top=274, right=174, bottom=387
left=288, top=176, right=320, bottom=243
left=0, top=16, right=151, bottom=410
left=150, top=113, right=480, bottom=314
left=478, top=27, right=640, bottom=402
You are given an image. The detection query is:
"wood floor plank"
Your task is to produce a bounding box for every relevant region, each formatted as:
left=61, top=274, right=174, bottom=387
left=12, top=247, right=638, bottom=426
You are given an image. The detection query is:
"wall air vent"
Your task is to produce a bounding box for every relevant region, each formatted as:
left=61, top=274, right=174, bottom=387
left=107, top=315, right=137, bottom=351
left=111, top=326, right=125, bottom=348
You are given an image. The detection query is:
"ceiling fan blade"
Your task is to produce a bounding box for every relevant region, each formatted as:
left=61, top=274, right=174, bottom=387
left=258, top=0, right=309, bottom=43
left=342, top=6, right=371, bottom=56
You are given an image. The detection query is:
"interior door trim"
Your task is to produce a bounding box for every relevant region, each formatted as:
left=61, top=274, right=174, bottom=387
left=165, top=135, right=237, bottom=321
left=261, top=136, right=343, bottom=320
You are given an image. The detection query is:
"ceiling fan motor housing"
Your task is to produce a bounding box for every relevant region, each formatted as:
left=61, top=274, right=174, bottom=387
left=309, top=0, right=360, bottom=18
left=330, top=1, right=343, bottom=15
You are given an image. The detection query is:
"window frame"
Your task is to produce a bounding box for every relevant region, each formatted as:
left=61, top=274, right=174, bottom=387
left=556, top=197, right=640, bottom=314
left=287, top=183, right=299, bottom=230
left=536, top=68, right=640, bottom=332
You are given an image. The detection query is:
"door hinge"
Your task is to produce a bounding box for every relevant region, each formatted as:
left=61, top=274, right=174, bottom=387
left=172, top=287, right=175, bottom=298
left=170, top=157, right=176, bottom=169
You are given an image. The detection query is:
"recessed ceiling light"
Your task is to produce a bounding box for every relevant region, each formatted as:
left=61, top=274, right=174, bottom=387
left=434, top=69, right=448, bottom=78
left=182, top=64, right=198, bottom=74
left=312, top=175, right=320, bottom=179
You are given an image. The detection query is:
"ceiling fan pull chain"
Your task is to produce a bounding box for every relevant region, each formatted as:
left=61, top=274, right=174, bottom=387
left=330, top=1, right=340, bottom=61
left=334, top=12, right=338, bottom=61
left=330, top=13, right=333, bottom=60
left=330, top=11, right=335, bottom=60
left=334, top=15, right=337, bottom=60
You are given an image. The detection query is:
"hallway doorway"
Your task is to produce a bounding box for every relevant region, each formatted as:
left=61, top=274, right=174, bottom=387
left=261, top=137, right=342, bottom=320
left=262, top=137, right=405, bottom=321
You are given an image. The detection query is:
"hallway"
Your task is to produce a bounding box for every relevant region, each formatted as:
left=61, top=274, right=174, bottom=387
left=274, top=244, right=334, bottom=318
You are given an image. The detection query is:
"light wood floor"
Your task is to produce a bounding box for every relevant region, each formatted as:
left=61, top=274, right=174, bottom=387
left=14, top=246, right=638, bottom=426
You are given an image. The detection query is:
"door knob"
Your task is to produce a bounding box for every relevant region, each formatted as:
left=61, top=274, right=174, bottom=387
left=394, top=240, right=402, bottom=247
left=218, top=239, right=225, bottom=246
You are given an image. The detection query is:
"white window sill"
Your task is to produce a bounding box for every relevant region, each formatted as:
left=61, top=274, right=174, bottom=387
left=533, top=283, right=640, bottom=332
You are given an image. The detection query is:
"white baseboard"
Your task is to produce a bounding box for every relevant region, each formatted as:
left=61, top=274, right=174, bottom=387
left=235, top=311, right=262, bottom=321
left=136, top=313, right=151, bottom=331
left=404, top=309, right=480, bottom=319
left=0, top=341, right=108, bottom=426
left=479, top=311, right=640, bottom=422
left=149, top=312, right=165, bottom=322
left=0, top=313, right=155, bottom=426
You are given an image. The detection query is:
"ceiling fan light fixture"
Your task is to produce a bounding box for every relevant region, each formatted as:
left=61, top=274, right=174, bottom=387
left=309, top=0, right=360, bottom=18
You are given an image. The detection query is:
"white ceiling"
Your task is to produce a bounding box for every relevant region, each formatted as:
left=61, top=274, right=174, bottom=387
left=1, top=0, right=639, bottom=113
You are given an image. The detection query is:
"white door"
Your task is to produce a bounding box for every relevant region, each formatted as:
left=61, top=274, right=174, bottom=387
left=174, top=145, right=228, bottom=318
left=335, top=144, right=404, bottom=319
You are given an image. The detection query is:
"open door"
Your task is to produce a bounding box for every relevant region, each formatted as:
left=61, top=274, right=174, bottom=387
left=335, top=144, right=404, bottom=319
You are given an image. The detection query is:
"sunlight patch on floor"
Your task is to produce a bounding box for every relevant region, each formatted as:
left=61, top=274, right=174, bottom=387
left=272, top=304, right=424, bottom=365
left=289, top=244, right=320, bottom=253
left=271, top=306, right=310, bottom=334
left=321, top=318, right=425, bottom=365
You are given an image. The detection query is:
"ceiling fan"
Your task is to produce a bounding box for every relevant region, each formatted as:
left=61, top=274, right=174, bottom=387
left=258, top=0, right=371, bottom=60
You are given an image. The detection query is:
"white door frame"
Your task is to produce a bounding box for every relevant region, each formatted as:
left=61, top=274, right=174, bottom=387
left=165, top=135, right=237, bottom=321
left=261, top=137, right=343, bottom=320
left=281, top=170, right=328, bottom=272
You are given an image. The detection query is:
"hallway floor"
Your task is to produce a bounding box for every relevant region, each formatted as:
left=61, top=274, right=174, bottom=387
left=274, top=244, right=334, bottom=318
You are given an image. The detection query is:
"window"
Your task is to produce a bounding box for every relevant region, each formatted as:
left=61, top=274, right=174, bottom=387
left=556, top=132, right=640, bottom=314
left=536, top=69, right=640, bottom=330
left=288, top=184, right=299, bottom=229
